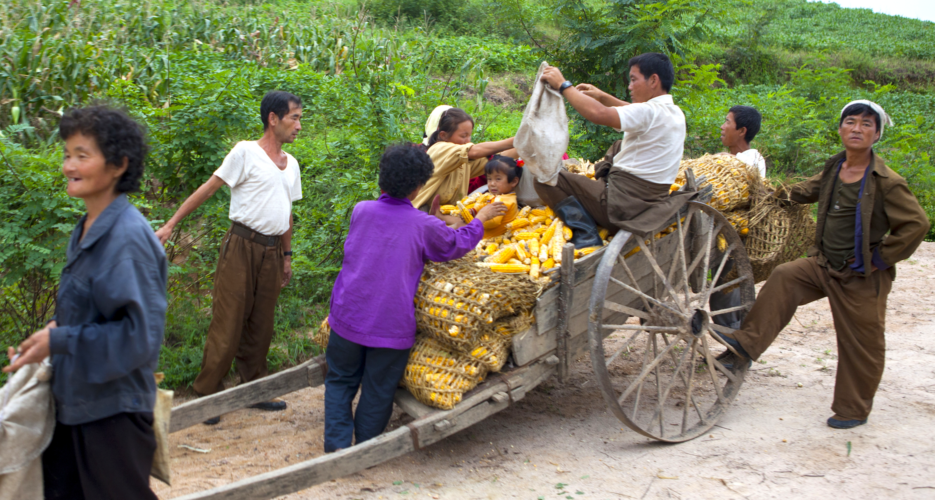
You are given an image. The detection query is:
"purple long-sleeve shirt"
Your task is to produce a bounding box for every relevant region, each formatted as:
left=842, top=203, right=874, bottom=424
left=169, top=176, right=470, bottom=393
left=328, top=194, right=484, bottom=350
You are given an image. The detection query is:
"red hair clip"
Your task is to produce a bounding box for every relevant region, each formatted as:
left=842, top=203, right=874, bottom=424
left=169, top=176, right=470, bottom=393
left=516, top=159, right=525, bottom=167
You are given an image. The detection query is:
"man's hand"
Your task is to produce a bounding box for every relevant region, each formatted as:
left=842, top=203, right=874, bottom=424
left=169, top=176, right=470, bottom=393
left=282, top=257, right=292, bottom=288
left=541, top=66, right=566, bottom=90
left=4, top=325, right=53, bottom=373
left=155, top=223, right=174, bottom=246
left=475, top=202, right=508, bottom=223
left=576, top=83, right=604, bottom=102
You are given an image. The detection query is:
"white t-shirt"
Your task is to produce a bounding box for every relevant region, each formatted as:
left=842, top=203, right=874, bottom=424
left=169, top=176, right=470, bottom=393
left=611, top=94, right=686, bottom=185
left=213, top=141, right=302, bottom=236
left=735, top=148, right=767, bottom=178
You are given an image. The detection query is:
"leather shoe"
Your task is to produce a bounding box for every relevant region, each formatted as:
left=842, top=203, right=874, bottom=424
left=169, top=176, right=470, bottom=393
left=827, top=415, right=867, bottom=429
left=714, top=349, right=752, bottom=372
left=203, top=416, right=220, bottom=425
left=249, top=400, right=287, bottom=412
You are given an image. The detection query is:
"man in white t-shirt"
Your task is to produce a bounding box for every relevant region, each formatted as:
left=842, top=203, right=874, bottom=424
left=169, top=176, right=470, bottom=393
left=718, top=105, right=766, bottom=177
left=536, top=53, right=691, bottom=245
left=155, top=91, right=303, bottom=423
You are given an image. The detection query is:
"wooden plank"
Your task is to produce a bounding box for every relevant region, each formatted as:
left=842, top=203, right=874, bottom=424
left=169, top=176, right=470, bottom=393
left=393, top=388, right=434, bottom=419
left=535, top=286, right=559, bottom=336
left=557, top=243, right=575, bottom=382
left=170, top=356, right=327, bottom=433
left=172, top=426, right=414, bottom=500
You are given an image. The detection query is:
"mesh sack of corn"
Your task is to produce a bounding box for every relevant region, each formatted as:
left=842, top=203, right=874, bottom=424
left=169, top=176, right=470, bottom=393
left=467, top=310, right=535, bottom=371
left=673, top=154, right=756, bottom=212
left=415, top=257, right=539, bottom=349
left=403, top=335, right=489, bottom=410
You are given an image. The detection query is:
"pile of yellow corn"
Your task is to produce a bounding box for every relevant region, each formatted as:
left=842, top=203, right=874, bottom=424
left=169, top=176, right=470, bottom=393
left=403, top=336, right=489, bottom=410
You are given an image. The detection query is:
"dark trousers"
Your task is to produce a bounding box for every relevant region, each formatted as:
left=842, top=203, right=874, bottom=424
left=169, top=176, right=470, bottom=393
left=42, top=412, right=157, bottom=500
left=193, top=224, right=283, bottom=395
left=733, top=257, right=893, bottom=420
left=324, top=331, right=410, bottom=452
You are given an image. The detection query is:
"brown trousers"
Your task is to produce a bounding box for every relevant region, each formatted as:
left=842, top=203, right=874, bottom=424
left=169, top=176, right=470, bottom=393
left=192, top=225, right=284, bottom=396
left=534, top=170, right=614, bottom=228
left=732, top=256, right=893, bottom=420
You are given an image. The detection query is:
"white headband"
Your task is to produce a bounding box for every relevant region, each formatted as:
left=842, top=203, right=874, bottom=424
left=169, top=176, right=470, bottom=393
left=423, top=105, right=452, bottom=146
left=840, top=100, right=894, bottom=140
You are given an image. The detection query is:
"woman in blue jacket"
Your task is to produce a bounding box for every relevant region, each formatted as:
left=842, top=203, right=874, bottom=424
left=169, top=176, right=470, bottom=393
left=4, top=105, right=167, bottom=499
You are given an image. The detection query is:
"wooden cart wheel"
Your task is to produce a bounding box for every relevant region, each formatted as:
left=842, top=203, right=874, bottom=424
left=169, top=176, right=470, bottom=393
left=587, top=202, right=756, bottom=442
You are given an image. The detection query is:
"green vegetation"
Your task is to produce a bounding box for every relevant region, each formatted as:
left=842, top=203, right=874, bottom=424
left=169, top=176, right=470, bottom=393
left=1, top=0, right=932, bottom=386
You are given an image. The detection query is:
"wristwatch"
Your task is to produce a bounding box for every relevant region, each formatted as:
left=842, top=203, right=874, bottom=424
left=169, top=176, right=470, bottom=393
left=283, top=251, right=293, bottom=257
left=558, top=81, right=574, bottom=94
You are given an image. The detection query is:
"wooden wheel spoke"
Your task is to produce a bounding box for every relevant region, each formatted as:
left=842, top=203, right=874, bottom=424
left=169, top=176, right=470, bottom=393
left=704, top=274, right=751, bottom=297
left=702, top=242, right=736, bottom=304
left=652, top=334, right=663, bottom=435
left=699, top=335, right=726, bottom=403
left=648, top=336, right=693, bottom=432
left=683, top=339, right=704, bottom=432
left=605, top=329, right=644, bottom=367
left=638, top=237, right=682, bottom=309
left=603, top=300, right=651, bottom=320
left=709, top=304, right=750, bottom=317
left=697, top=220, right=723, bottom=299
left=708, top=352, right=741, bottom=384
left=674, top=214, right=692, bottom=308
left=707, top=325, right=744, bottom=358
left=608, top=277, right=686, bottom=318
left=602, top=324, right=680, bottom=332
left=617, top=253, right=653, bottom=313
left=617, top=335, right=681, bottom=405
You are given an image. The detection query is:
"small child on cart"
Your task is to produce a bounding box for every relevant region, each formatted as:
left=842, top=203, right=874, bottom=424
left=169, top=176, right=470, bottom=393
left=323, top=143, right=506, bottom=452
left=480, top=155, right=522, bottom=238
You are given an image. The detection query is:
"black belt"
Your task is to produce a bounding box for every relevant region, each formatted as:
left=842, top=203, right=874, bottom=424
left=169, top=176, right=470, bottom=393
left=231, top=222, right=280, bottom=247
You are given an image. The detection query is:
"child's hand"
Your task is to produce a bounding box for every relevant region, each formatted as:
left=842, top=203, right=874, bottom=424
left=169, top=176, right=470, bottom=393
left=475, top=202, right=507, bottom=222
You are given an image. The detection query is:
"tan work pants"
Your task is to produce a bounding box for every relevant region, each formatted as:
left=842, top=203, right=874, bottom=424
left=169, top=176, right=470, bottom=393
left=534, top=170, right=613, bottom=228
left=192, top=225, right=284, bottom=396
left=732, top=256, right=893, bottom=420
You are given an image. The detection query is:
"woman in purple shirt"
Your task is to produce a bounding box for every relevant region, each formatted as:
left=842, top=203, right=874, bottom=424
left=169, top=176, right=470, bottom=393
left=324, top=144, right=505, bottom=452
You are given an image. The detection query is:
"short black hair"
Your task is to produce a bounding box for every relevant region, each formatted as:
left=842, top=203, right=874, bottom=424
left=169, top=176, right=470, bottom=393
left=59, top=103, right=148, bottom=193
left=260, top=91, right=302, bottom=130
left=484, top=155, right=522, bottom=183
left=379, top=143, right=435, bottom=199
left=628, top=52, right=675, bottom=93
left=729, top=105, right=762, bottom=143
left=839, top=103, right=881, bottom=132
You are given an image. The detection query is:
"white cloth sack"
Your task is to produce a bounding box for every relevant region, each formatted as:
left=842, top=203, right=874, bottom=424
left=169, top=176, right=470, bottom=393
left=515, top=61, right=569, bottom=206
left=151, top=374, right=173, bottom=486
left=0, top=360, right=55, bottom=500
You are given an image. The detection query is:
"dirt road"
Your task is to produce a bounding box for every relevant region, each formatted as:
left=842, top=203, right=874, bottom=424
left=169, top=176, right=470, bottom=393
left=155, top=242, right=935, bottom=500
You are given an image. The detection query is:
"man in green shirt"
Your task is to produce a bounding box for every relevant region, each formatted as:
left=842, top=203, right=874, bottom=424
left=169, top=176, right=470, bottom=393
left=717, top=100, right=930, bottom=429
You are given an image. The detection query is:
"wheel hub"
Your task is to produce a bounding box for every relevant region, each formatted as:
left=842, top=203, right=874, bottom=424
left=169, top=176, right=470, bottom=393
left=689, top=309, right=709, bottom=338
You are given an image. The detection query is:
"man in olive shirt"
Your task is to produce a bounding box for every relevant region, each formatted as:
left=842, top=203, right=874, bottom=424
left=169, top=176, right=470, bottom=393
left=718, top=101, right=930, bottom=429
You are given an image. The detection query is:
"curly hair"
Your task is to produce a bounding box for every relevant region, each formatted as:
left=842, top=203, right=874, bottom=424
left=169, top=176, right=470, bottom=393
left=379, top=143, right=435, bottom=199
left=59, top=103, right=148, bottom=193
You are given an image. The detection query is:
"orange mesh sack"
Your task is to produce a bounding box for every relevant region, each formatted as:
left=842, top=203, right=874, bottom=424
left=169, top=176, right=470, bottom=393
left=403, top=336, right=489, bottom=410
left=466, top=310, right=535, bottom=372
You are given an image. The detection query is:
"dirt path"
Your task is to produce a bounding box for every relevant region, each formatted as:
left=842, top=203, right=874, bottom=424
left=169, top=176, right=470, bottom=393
left=155, top=243, right=935, bottom=500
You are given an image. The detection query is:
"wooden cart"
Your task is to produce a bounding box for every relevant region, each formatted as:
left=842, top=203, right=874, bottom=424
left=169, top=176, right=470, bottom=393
left=167, top=198, right=756, bottom=500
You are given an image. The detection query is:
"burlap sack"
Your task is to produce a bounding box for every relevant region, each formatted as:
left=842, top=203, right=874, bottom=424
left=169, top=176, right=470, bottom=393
left=515, top=61, right=569, bottom=205
left=0, top=359, right=54, bottom=500
left=151, top=373, right=173, bottom=486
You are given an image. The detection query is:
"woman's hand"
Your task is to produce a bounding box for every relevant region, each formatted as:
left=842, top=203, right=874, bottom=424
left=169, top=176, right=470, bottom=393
left=475, top=202, right=508, bottom=223
left=541, top=66, right=566, bottom=90
left=3, top=322, right=54, bottom=373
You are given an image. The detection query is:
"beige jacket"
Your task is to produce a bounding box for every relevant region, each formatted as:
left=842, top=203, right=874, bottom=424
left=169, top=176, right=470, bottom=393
left=413, top=142, right=488, bottom=209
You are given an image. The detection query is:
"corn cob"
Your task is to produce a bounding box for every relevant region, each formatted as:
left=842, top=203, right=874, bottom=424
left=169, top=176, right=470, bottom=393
left=540, top=220, right=558, bottom=247
left=624, top=246, right=641, bottom=258
left=562, top=226, right=573, bottom=241
left=528, top=238, right=540, bottom=257
left=484, top=243, right=499, bottom=255
left=542, top=258, right=555, bottom=270
left=529, top=215, right=548, bottom=225
left=598, top=227, right=609, bottom=241
left=574, top=246, right=599, bottom=259
left=506, top=218, right=530, bottom=230
left=530, top=208, right=547, bottom=217
left=551, top=221, right=565, bottom=263
left=456, top=201, right=473, bottom=223
left=529, top=256, right=540, bottom=279
left=440, top=204, right=457, bottom=214
left=545, top=207, right=554, bottom=218
left=507, top=258, right=523, bottom=265
left=518, top=205, right=532, bottom=218
left=486, top=245, right=516, bottom=264
left=717, top=234, right=728, bottom=252
left=488, top=263, right=531, bottom=273
left=512, top=231, right=538, bottom=241
left=513, top=243, right=529, bottom=263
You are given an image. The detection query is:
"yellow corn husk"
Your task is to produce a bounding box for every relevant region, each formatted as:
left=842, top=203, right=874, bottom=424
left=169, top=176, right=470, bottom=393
left=542, top=258, right=555, bottom=270
left=488, top=263, right=531, bottom=273
left=456, top=201, right=474, bottom=223
left=484, top=243, right=499, bottom=255
left=486, top=245, right=516, bottom=264
left=440, top=204, right=458, bottom=215
left=518, top=205, right=532, bottom=218
left=562, top=226, right=573, bottom=241
left=624, top=246, right=641, bottom=258
left=598, top=227, right=609, bottom=241
left=574, top=246, right=599, bottom=259
left=506, top=218, right=530, bottom=230
left=530, top=208, right=547, bottom=217
left=512, top=232, right=538, bottom=241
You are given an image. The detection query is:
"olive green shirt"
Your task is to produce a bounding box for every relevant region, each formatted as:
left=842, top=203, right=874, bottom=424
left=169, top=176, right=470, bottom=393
left=821, top=178, right=861, bottom=270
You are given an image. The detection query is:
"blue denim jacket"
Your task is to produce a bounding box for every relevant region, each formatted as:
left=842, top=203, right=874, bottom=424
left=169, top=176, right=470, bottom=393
left=49, top=195, right=168, bottom=425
